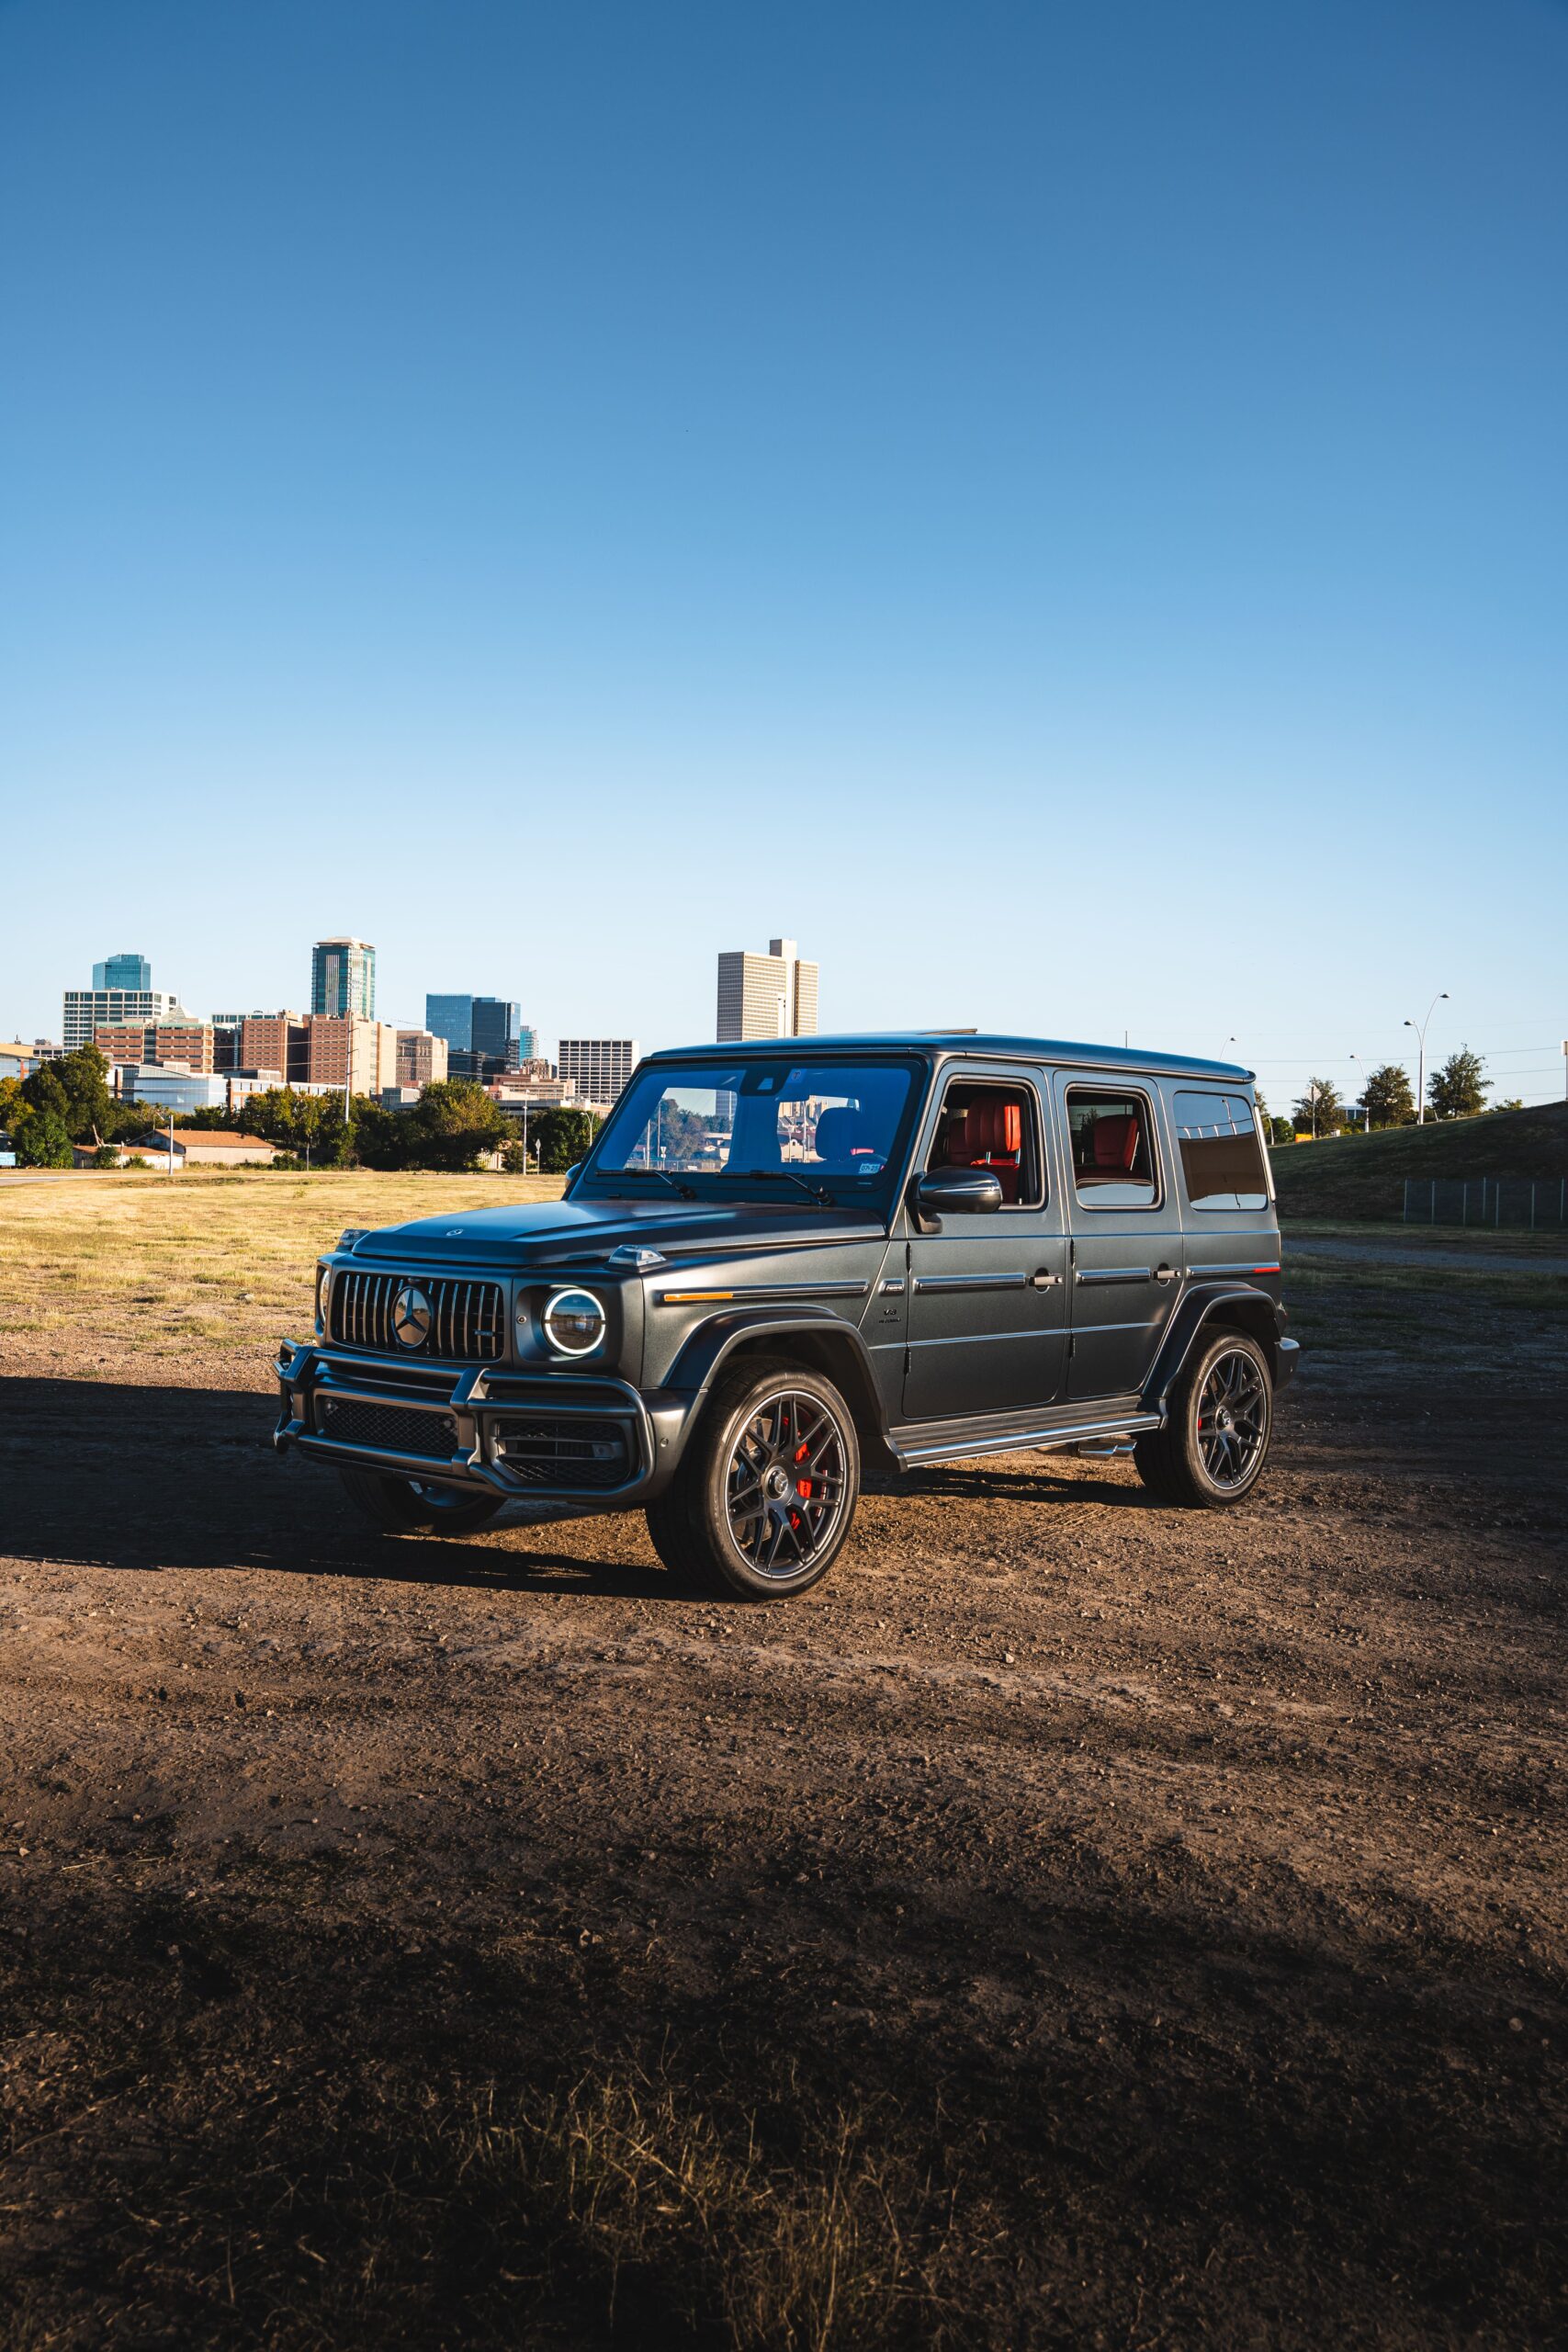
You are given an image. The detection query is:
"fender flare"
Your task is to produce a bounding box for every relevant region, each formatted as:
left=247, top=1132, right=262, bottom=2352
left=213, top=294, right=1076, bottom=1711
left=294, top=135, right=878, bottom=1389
left=664, top=1306, right=889, bottom=1455
left=1142, top=1283, right=1287, bottom=1415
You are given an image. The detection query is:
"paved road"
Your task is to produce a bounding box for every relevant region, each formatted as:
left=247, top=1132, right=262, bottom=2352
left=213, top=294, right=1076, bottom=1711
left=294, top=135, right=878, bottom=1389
left=1285, top=1233, right=1568, bottom=1277
left=0, top=1170, right=110, bottom=1188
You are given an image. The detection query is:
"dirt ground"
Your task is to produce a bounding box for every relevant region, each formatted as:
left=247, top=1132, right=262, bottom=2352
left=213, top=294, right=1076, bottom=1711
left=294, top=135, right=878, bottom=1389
left=1, top=1180, right=1564, bottom=2348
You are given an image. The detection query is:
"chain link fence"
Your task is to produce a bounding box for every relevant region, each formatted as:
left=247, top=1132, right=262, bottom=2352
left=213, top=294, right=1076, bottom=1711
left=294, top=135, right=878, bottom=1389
left=1404, top=1178, right=1568, bottom=1229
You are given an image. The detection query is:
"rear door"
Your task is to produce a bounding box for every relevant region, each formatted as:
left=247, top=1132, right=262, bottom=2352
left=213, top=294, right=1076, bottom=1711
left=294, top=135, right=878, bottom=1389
left=1055, top=1071, right=1185, bottom=1402
left=901, top=1065, right=1067, bottom=1420
left=1164, top=1082, right=1280, bottom=1283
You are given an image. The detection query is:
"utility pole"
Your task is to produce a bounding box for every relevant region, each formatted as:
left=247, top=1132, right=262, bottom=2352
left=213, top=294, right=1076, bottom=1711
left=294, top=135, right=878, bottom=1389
left=1349, top=1053, right=1369, bottom=1136
left=1404, top=992, right=1449, bottom=1126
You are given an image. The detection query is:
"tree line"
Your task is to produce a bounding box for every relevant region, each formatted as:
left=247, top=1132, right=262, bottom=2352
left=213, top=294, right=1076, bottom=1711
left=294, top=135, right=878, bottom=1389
left=0, top=1049, right=601, bottom=1172
left=1283, top=1048, right=1507, bottom=1139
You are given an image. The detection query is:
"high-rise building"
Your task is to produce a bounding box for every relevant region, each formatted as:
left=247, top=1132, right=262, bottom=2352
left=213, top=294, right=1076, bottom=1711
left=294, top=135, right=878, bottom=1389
left=396, top=1028, right=449, bottom=1088
left=716, top=938, right=818, bottom=1041
left=232, top=1013, right=310, bottom=1083
left=311, top=937, right=377, bottom=1020
left=558, top=1039, right=638, bottom=1104
left=94, top=1022, right=216, bottom=1073
left=470, top=997, right=523, bottom=1068
left=305, top=1016, right=399, bottom=1094
left=63, top=987, right=193, bottom=1050
left=93, top=952, right=152, bottom=991
left=424, top=992, right=474, bottom=1052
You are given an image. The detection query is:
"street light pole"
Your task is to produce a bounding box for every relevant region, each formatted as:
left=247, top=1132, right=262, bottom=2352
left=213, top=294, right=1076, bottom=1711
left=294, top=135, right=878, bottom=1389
left=1349, top=1053, right=1368, bottom=1136
left=1404, top=992, right=1450, bottom=1125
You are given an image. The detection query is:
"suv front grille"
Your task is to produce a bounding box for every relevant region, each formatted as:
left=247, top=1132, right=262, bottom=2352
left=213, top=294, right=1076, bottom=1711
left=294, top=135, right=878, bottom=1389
left=330, top=1271, right=505, bottom=1361
left=317, top=1397, right=459, bottom=1459
left=495, top=1416, right=632, bottom=1489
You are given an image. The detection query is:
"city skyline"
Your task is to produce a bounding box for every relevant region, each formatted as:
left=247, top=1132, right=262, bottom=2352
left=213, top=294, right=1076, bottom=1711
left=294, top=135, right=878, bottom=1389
left=1, top=2, right=1564, bottom=1111
left=13, top=932, right=1564, bottom=1115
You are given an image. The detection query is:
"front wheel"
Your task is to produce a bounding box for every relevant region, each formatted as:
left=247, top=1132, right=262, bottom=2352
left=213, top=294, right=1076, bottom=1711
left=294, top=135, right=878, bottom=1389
left=646, top=1358, right=861, bottom=1600
left=337, top=1467, right=504, bottom=1534
left=1134, top=1329, right=1273, bottom=1507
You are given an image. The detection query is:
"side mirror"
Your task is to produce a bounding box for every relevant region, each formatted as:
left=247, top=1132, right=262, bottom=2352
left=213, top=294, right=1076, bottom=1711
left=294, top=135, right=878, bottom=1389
left=911, top=1166, right=1003, bottom=1221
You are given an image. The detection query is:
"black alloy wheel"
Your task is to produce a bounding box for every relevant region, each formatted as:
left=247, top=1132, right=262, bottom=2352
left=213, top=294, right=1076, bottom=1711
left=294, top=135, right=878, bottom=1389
left=725, top=1389, right=850, bottom=1580
left=1133, top=1328, right=1274, bottom=1508
left=1194, top=1346, right=1269, bottom=1490
left=646, top=1356, right=862, bottom=1599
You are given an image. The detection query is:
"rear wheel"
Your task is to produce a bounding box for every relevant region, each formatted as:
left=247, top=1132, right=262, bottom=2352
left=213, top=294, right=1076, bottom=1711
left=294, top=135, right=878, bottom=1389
left=646, top=1357, right=860, bottom=1599
left=337, top=1467, right=504, bottom=1534
left=1134, top=1329, right=1273, bottom=1507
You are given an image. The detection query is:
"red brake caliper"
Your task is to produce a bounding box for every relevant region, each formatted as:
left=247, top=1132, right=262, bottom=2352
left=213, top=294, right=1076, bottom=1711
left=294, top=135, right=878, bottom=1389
left=794, top=1439, right=812, bottom=1501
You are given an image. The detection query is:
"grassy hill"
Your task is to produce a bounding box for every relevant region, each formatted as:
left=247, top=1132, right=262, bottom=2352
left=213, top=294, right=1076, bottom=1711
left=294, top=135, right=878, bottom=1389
left=1271, top=1100, right=1568, bottom=1221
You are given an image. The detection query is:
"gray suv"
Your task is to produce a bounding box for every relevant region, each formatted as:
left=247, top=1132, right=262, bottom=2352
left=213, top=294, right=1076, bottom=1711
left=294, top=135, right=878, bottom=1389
left=276, top=1034, right=1297, bottom=1599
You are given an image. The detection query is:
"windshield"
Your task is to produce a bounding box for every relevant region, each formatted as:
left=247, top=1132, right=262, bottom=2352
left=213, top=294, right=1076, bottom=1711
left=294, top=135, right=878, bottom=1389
left=587, top=1058, right=920, bottom=1200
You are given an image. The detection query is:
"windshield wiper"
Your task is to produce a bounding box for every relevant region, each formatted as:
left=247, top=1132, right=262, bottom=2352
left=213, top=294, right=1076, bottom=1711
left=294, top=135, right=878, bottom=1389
left=605, top=1168, right=698, bottom=1200
left=728, top=1168, right=835, bottom=1207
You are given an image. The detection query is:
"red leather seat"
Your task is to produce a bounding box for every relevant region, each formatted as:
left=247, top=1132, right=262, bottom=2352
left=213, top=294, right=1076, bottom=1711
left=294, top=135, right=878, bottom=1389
left=1089, top=1114, right=1140, bottom=1174
left=946, top=1099, right=1023, bottom=1202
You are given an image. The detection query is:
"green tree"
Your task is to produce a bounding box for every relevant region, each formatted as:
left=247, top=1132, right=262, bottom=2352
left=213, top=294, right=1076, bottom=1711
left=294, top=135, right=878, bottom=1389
left=350, top=1098, right=412, bottom=1171
left=18, top=1047, right=115, bottom=1145
left=1265, top=1114, right=1294, bottom=1147
left=1360, top=1062, right=1416, bottom=1129
left=1292, top=1077, right=1343, bottom=1137
left=12, top=1105, right=73, bottom=1167
left=400, top=1080, right=510, bottom=1171
left=530, top=1107, right=603, bottom=1173
left=234, top=1086, right=352, bottom=1166
left=1427, top=1046, right=1489, bottom=1121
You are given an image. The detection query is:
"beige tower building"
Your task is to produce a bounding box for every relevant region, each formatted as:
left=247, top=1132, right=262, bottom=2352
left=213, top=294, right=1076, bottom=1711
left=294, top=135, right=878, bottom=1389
left=716, top=938, right=818, bottom=1042
left=396, top=1028, right=450, bottom=1088
left=305, top=1016, right=399, bottom=1093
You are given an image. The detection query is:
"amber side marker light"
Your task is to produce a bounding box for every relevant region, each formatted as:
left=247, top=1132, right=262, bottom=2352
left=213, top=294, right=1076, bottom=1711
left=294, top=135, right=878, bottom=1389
left=658, top=1290, right=737, bottom=1305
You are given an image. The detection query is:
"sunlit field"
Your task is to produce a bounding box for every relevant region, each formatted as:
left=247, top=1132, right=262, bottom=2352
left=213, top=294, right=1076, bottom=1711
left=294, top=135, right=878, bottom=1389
left=0, top=1170, right=567, bottom=1361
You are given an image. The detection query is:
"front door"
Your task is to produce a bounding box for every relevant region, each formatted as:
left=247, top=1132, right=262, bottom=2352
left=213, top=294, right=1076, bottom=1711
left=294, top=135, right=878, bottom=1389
left=1055, top=1072, right=1185, bottom=1403
left=902, top=1069, right=1067, bottom=1421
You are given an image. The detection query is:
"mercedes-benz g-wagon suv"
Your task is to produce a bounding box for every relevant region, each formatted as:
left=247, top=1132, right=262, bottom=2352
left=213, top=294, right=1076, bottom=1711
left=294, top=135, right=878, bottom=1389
left=276, top=1035, right=1297, bottom=1599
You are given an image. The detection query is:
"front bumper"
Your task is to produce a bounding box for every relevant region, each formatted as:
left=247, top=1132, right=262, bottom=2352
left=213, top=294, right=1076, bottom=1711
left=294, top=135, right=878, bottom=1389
left=274, top=1341, right=682, bottom=1504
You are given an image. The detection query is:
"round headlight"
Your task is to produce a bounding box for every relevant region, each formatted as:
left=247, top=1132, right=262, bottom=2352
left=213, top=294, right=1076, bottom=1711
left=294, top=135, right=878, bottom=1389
left=542, top=1287, right=606, bottom=1357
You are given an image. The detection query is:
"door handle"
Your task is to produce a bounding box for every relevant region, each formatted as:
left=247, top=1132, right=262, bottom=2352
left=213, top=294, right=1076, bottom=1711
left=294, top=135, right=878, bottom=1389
left=1154, top=1263, right=1180, bottom=1286
left=1030, top=1268, right=1062, bottom=1290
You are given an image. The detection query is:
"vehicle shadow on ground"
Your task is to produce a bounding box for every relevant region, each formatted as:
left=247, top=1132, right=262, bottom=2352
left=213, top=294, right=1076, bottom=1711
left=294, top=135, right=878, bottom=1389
left=0, top=1375, right=671, bottom=1596
left=2, top=1374, right=1166, bottom=1595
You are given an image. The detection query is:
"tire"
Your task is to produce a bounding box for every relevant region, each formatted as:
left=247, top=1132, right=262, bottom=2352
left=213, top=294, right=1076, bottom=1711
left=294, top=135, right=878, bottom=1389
left=337, top=1467, right=504, bottom=1535
left=646, top=1356, right=861, bottom=1600
left=1134, top=1329, right=1273, bottom=1508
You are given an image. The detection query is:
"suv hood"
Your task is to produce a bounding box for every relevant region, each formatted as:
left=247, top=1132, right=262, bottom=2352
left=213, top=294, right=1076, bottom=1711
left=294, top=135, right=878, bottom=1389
left=347, top=1193, right=889, bottom=1270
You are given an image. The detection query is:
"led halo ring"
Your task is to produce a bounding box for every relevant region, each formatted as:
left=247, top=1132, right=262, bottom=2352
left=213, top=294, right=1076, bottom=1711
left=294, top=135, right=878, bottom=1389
left=541, top=1286, right=607, bottom=1357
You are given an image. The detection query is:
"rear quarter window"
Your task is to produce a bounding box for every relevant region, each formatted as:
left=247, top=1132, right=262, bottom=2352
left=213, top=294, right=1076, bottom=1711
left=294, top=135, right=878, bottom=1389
left=1175, top=1091, right=1269, bottom=1211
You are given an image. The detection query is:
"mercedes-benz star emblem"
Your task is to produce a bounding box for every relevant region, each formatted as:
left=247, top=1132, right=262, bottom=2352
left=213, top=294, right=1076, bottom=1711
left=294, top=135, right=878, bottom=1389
left=392, top=1283, right=432, bottom=1348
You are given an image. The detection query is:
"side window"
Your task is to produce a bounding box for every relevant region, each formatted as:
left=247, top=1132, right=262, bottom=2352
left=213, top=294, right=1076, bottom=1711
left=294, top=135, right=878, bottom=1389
left=1066, top=1088, right=1160, bottom=1208
left=927, top=1080, right=1043, bottom=1208
left=1174, top=1091, right=1269, bottom=1211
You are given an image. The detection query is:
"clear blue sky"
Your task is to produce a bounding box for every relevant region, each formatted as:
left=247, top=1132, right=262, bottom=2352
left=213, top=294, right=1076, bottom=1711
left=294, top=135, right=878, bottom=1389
left=2, top=0, right=1564, bottom=1111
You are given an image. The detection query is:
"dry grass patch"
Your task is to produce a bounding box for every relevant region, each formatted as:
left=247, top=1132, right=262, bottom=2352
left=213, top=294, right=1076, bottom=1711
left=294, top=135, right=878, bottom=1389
left=0, top=1170, right=566, bottom=1359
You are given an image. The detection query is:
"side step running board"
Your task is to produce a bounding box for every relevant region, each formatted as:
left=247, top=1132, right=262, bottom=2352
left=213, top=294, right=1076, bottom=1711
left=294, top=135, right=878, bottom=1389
left=889, top=1409, right=1161, bottom=1470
